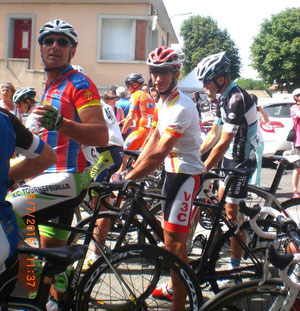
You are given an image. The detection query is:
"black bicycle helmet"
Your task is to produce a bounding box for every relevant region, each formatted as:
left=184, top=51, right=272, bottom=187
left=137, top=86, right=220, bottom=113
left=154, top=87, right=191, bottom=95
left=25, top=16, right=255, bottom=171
left=125, top=73, right=145, bottom=87
left=13, top=87, right=36, bottom=103
left=197, top=52, right=231, bottom=82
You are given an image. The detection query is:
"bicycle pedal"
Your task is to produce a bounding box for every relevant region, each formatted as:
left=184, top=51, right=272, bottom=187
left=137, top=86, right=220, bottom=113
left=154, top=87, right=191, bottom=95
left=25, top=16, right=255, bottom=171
left=192, top=234, right=206, bottom=251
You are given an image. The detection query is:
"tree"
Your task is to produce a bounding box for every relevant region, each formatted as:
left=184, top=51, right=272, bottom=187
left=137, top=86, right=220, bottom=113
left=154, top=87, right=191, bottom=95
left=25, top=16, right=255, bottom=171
left=251, top=8, right=300, bottom=91
left=180, top=16, right=241, bottom=80
left=236, top=78, right=271, bottom=90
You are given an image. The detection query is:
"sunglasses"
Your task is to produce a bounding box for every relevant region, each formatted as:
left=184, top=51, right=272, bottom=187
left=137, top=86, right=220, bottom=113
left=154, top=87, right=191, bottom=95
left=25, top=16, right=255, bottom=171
left=42, top=37, right=72, bottom=47
left=150, top=67, right=175, bottom=75
left=203, top=79, right=213, bottom=85
left=108, top=97, right=117, bottom=100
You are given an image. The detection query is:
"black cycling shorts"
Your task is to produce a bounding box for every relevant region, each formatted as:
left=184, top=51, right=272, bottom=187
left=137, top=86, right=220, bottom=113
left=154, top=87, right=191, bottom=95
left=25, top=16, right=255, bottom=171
left=221, top=158, right=256, bottom=203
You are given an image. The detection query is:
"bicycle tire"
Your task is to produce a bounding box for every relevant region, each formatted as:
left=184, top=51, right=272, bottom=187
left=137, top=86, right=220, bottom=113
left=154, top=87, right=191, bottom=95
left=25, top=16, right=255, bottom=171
left=281, top=197, right=300, bottom=224
left=199, top=278, right=294, bottom=311
left=3, top=300, right=43, bottom=311
left=207, top=219, right=283, bottom=293
left=75, top=244, right=202, bottom=310
left=246, top=185, right=281, bottom=210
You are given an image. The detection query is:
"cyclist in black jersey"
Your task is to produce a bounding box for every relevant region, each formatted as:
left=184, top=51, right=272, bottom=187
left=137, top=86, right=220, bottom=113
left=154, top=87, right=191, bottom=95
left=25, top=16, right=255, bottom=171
left=198, top=52, right=258, bottom=271
left=0, top=107, right=56, bottom=302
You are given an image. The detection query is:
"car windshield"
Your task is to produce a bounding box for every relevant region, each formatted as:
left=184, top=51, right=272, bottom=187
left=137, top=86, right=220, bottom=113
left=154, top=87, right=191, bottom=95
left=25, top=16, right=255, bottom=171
left=264, top=104, right=292, bottom=118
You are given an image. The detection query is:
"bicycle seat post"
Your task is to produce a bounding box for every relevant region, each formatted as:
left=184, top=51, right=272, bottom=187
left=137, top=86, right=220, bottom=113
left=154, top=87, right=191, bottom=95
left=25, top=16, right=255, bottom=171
left=269, top=160, right=286, bottom=195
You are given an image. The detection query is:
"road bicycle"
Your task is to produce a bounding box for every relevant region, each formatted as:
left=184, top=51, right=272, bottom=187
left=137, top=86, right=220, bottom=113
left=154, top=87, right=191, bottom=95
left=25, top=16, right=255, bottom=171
left=67, top=167, right=282, bottom=295
left=245, top=154, right=300, bottom=223
left=28, top=180, right=202, bottom=310
left=199, top=202, right=300, bottom=310
left=1, top=244, right=87, bottom=310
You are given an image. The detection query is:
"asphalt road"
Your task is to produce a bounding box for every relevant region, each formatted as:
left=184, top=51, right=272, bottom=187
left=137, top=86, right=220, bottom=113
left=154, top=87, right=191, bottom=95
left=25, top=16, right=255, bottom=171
left=260, top=159, right=294, bottom=201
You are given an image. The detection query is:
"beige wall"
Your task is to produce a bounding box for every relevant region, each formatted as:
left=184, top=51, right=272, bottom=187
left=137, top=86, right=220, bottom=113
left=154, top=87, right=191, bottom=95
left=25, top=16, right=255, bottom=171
left=0, top=58, right=45, bottom=99
left=0, top=1, right=173, bottom=95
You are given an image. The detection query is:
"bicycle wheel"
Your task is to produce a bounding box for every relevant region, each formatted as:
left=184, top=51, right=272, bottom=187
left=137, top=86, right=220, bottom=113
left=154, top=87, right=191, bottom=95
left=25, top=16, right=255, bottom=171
left=75, top=244, right=202, bottom=310
left=207, top=219, right=283, bottom=293
left=3, top=301, right=43, bottom=311
left=246, top=185, right=281, bottom=210
left=281, top=197, right=300, bottom=224
left=199, top=279, right=292, bottom=311
left=67, top=213, right=157, bottom=251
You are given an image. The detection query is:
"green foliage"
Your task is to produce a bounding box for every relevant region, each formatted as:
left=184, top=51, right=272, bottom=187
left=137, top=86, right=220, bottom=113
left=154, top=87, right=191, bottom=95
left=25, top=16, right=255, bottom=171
left=236, top=78, right=271, bottom=90
left=180, top=16, right=241, bottom=80
left=251, top=8, right=300, bottom=91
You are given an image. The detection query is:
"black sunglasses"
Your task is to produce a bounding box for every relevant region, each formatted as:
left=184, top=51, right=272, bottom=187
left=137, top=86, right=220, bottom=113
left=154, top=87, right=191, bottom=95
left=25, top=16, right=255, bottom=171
left=108, top=97, right=117, bottom=100
left=42, top=37, right=71, bottom=47
left=203, top=79, right=213, bottom=85
left=149, top=67, right=175, bottom=75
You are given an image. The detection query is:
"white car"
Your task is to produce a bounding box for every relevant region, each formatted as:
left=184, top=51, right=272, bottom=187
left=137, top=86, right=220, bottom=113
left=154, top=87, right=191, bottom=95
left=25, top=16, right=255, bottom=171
left=259, top=98, right=295, bottom=156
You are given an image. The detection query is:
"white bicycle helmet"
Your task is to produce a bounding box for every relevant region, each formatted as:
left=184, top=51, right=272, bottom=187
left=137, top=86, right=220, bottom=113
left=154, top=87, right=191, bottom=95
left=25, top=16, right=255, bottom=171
left=292, top=88, right=300, bottom=97
left=38, top=19, right=78, bottom=46
left=13, top=87, right=36, bottom=103
left=196, top=52, right=230, bottom=81
left=147, top=46, right=182, bottom=68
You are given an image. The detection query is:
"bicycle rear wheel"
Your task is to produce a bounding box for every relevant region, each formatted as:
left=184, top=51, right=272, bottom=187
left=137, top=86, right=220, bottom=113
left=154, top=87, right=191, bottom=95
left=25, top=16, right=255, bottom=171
left=75, top=244, right=202, bottom=310
left=199, top=279, right=291, bottom=311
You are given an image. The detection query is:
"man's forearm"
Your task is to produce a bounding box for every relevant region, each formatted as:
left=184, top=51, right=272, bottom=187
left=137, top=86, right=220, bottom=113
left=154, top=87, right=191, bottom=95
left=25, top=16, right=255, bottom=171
left=133, top=129, right=159, bottom=168
left=201, top=131, right=216, bottom=155
left=122, top=115, right=133, bottom=134
left=59, top=119, right=108, bottom=146
left=9, top=144, right=57, bottom=180
left=204, top=141, right=230, bottom=171
left=126, top=151, right=164, bottom=181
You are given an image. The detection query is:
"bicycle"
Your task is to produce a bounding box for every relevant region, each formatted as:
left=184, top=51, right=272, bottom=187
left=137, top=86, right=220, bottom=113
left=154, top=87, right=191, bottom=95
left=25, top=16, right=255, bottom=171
left=67, top=168, right=282, bottom=295
left=199, top=202, right=300, bottom=310
left=245, top=154, right=300, bottom=223
left=2, top=244, right=87, bottom=310
left=30, top=180, right=202, bottom=310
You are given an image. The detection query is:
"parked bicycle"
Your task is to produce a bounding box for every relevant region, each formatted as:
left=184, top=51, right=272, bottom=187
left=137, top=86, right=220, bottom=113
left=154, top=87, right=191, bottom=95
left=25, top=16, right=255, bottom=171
left=200, top=203, right=300, bottom=310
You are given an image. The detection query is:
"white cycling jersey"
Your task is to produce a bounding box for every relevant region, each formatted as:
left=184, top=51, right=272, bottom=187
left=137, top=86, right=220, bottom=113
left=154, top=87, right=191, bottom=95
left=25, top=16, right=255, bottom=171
left=22, top=112, right=40, bottom=135
left=157, top=87, right=205, bottom=175
left=82, top=102, right=124, bottom=163
left=102, top=102, right=124, bottom=147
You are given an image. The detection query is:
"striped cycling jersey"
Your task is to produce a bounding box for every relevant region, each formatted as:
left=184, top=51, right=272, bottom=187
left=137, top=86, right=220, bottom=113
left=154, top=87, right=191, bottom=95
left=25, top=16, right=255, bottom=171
left=129, top=90, right=155, bottom=130
left=40, top=65, right=102, bottom=173
left=215, top=81, right=258, bottom=161
left=157, top=87, right=205, bottom=175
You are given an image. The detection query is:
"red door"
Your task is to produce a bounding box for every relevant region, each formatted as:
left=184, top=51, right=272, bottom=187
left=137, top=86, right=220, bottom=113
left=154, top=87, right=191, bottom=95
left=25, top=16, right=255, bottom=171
left=13, top=19, right=32, bottom=59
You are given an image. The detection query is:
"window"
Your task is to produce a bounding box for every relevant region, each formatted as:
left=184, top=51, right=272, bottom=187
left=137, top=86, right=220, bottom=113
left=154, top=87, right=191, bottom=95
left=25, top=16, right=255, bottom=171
left=98, top=15, right=150, bottom=62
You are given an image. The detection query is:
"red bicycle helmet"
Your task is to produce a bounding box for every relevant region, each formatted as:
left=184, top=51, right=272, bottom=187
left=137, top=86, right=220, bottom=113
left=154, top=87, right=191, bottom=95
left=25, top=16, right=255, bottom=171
left=147, top=46, right=182, bottom=68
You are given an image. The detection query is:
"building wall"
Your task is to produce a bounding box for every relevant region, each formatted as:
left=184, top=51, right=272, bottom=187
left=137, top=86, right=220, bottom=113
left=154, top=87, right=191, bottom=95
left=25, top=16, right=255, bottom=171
left=0, top=1, right=172, bottom=95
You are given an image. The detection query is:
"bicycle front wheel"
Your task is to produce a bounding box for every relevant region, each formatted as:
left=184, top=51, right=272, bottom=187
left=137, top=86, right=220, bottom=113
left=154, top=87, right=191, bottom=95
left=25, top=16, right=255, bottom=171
left=281, top=197, right=300, bottom=224
left=208, top=219, right=282, bottom=292
left=199, top=279, right=293, bottom=311
left=75, top=244, right=202, bottom=310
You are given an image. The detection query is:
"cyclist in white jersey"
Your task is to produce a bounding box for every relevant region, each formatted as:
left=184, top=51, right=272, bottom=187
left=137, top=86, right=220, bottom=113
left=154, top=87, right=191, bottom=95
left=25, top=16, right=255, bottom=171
left=13, top=87, right=39, bottom=135
left=125, top=46, right=205, bottom=310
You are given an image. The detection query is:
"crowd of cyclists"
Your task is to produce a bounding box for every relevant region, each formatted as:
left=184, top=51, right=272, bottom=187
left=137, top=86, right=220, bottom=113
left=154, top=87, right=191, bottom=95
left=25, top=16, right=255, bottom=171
left=0, top=18, right=299, bottom=310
